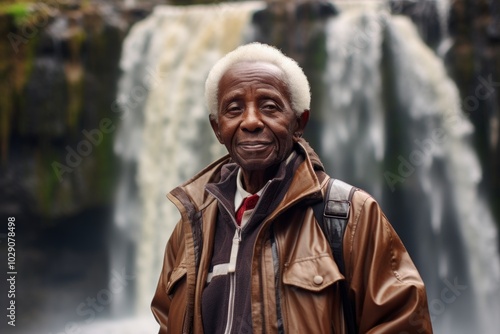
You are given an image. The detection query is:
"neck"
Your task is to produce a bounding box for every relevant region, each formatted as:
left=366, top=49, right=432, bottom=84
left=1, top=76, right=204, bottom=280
left=240, top=166, right=279, bottom=194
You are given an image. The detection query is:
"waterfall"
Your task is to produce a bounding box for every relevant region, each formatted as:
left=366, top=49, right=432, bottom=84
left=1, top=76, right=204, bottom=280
left=321, top=7, right=500, bottom=334
left=113, top=0, right=264, bottom=320
left=435, top=0, right=452, bottom=56
left=106, top=1, right=499, bottom=333
left=321, top=6, right=386, bottom=200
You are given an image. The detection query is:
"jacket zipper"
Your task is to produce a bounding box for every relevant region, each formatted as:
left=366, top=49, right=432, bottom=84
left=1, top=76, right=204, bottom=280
left=224, top=228, right=242, bottom=334
left=205, top=186, right=261, bottom=334
left=206, top=189, right=242, bottom=334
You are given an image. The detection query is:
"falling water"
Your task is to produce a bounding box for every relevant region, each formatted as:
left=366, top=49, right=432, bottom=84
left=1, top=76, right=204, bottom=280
left=320, top=5, right=386, bottom=200
left=112, top=0, right=264, bottom=326
left=321, top=6, right=500, bottom=334
left=107, top=1, right=500, bottom=333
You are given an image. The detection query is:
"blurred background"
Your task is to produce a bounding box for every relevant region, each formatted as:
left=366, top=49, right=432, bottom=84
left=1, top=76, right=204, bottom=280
left=0, top=0, right=499, bottom=333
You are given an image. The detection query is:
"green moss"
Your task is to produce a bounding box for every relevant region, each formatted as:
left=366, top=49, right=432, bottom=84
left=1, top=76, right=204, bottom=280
left=0, top=3, right=31, bottom=25
left=65, top=26, right=87, bottom=130
left=94, top=122, right=117, bottom=202
left=16, top=34, right=49, bottom=137
left=18, top=31, right=38, bottom=91
left=65, top=67, right=85, bottom=130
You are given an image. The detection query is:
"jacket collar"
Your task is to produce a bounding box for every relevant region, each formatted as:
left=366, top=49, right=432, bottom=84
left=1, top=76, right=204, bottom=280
left=167, top=141, right=325, bottom=218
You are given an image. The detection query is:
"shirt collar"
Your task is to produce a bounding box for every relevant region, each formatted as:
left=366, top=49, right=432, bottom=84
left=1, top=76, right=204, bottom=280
left=234, top=168, right=264, bottom=211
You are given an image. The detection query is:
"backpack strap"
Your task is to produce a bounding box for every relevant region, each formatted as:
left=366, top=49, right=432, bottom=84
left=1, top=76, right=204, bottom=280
left=313, top=178, right=358, bottom=334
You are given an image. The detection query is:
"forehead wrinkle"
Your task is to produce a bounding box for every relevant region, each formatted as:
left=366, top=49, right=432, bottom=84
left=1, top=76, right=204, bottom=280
left=221, top=78, right=290, bottom=101
left=217, top=62, right=293, bottom=108
left=226, top=61, right=286, bottom=82
left=228, top=71, right=288, bottom=92
left=254, top=86, right=284, bottom=97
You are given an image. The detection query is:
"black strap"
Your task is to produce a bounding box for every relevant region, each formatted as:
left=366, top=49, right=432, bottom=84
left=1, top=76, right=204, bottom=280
left=313, top=178, right=358, bottom=334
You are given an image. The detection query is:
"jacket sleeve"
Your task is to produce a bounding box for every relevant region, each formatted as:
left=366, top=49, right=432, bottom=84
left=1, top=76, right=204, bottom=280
left=345, top=192, right=433, bottom=333
left=151, top=220, right=185, bottom=334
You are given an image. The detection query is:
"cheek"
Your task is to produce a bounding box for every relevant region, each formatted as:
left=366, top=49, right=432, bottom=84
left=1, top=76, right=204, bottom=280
left=221, top=132, right=234, bottom=148
left=275, top=123, right=296, bottom=152
left=217, top=121, right=237, bottom=145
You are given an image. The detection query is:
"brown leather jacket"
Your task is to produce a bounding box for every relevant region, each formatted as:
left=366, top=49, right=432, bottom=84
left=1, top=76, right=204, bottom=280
left=151, top=143, right=433, bottom=333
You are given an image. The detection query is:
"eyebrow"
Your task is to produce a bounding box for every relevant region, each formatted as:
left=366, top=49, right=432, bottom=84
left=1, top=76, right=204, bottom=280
left=219, top=89, right=245, bottom=106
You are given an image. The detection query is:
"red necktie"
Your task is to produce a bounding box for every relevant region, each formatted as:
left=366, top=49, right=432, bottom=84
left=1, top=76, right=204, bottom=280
left=236, top=194, right=260, bottom=225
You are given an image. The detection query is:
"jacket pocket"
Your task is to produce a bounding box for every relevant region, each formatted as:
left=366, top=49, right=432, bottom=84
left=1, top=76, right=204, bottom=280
left=166, top=265, right=187, bottom=299
left=283, top=253, right=343, bottom=292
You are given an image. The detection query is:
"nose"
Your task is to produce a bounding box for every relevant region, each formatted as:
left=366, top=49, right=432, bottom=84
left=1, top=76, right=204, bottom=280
left=241, top=104, right=264, bottom=132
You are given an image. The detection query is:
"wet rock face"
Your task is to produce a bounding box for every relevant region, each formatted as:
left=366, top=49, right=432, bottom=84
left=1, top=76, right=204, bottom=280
left=0, top=3, right=149, bottom=220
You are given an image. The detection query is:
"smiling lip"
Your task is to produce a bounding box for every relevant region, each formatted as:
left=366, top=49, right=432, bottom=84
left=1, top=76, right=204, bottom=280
left=238, top=141, right=271, bottom=150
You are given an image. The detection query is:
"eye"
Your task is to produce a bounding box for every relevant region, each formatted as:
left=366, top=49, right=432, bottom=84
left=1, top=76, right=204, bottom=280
left=224, top=102, right=243, bottom=115
left=260, top=101, right=280, bottom=112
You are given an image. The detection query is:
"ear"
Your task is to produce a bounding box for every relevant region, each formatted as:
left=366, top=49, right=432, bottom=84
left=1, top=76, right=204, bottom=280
left=293, top=109, right=310, bottom=140
left=209, top=114, right=223, bottom=144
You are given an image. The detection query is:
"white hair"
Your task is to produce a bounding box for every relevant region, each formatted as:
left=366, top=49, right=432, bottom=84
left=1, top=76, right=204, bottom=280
left=205, top=42, right=311, bottom=118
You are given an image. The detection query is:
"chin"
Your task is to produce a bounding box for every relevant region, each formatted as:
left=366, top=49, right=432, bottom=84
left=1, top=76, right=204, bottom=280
left=238, top=158, right=280, bottom=172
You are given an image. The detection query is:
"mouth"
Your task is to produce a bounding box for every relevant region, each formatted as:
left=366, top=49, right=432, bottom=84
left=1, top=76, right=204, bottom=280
left=238, top=141, right=271, bottom=151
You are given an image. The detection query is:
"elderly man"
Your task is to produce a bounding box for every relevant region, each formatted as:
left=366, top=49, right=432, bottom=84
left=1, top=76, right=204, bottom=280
left=151, top=42, right=432, bottom=333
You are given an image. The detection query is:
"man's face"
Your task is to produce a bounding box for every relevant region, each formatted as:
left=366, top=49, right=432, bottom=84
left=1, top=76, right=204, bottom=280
left=210, top=61, right=307, bottom=174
